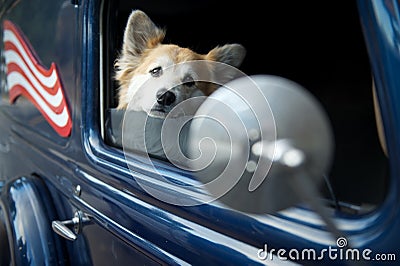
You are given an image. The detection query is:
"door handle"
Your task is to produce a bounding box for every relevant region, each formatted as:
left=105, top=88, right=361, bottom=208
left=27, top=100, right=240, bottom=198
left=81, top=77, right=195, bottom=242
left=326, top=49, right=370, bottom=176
left=52, top=210, right=90, bottom=241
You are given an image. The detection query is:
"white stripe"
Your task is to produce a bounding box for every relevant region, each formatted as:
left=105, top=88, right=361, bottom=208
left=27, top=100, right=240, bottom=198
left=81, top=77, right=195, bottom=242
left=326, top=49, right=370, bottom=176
left=4, top=29, right=58, bottom=88
left=7, top=71, right=69, bottom=127
left=5, top=50, right=63, bottom=107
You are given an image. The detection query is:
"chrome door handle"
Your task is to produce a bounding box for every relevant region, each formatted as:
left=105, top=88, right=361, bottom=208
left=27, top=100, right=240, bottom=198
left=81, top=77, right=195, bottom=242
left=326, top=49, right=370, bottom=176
left=52, top=210, right=90, bottom=241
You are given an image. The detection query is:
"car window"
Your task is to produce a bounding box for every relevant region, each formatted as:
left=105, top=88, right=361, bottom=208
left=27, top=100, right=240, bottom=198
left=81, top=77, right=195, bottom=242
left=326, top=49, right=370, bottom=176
left=100, top=0, right=389, bottom=214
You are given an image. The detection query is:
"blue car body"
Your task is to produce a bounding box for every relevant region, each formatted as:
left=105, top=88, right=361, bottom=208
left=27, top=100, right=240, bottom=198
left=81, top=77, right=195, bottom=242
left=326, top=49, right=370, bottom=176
left=0, top=0, right=399, bottom=265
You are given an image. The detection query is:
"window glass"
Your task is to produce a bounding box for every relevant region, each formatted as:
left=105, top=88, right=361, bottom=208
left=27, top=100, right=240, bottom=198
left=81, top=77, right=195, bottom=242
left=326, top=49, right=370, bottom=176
left=102, top=0, right=389, bottom=214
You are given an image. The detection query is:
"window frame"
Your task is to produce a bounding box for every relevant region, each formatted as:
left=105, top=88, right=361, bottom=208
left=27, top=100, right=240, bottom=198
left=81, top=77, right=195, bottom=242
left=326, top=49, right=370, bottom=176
left=82, top=0, right=400, bottom=262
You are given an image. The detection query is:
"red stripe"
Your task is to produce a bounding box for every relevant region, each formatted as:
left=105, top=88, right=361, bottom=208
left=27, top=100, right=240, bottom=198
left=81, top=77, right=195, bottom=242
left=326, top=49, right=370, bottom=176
left=7, top=62, right=65, bottom=114
left=4, top=41, right=60, bottom=95
left=3, top=20, right=72, bottom=137
left=3, top=20, right=53, bottom=77
left=9, top=85, right=72, bottom=137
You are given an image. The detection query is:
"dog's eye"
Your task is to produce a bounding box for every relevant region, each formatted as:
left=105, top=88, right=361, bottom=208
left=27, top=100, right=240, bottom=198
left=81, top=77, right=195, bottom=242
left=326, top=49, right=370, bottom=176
left=183, top=77, right=195, bottom=87
left=184, top=81, right=195, bottom=87
left=149, top=66, right=162, bottom=77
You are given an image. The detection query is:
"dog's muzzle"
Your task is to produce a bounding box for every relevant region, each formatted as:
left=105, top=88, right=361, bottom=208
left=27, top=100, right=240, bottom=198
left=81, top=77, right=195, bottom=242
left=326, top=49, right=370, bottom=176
left=156, top=88, right=176, bottom=107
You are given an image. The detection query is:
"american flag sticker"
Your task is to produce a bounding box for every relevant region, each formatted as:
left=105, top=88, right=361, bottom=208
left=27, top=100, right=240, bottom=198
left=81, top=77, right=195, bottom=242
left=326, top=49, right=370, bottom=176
left=3, top=20, right=72, bottom=137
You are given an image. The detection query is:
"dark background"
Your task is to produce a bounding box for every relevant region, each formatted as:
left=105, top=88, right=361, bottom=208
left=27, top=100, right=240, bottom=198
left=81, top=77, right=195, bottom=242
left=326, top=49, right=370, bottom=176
left=105, top=0, right=389, bottom=210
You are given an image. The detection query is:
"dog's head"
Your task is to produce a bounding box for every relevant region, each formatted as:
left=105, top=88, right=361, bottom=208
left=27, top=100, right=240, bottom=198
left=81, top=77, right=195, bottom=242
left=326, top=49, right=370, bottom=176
left=115, top=10, right=246, bottom=118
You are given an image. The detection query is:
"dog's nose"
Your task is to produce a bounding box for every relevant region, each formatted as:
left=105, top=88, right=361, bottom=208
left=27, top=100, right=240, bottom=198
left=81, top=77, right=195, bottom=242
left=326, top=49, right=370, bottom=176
left=156, top=89, right=176, bottom=106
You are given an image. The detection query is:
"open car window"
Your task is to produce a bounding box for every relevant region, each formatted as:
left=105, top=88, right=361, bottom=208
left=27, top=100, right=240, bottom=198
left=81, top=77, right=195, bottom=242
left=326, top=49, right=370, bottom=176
left=100, top=0, right=389, bottom=215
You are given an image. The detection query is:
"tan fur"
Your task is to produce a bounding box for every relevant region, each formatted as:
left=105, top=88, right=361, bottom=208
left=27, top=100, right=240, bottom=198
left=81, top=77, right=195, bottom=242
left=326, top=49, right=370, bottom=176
left=114, top=10, right=246, bottom=113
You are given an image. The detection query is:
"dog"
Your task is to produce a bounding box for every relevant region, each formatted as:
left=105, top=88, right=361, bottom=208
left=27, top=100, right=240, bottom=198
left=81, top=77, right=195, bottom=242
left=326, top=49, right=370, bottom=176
left=114, top=10, right=246, bottom=118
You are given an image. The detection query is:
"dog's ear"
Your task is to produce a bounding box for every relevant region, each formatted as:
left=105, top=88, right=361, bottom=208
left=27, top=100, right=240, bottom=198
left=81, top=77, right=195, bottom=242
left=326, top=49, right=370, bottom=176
left=206, top=44, right=246, bottom=68
left=122, top=10, right=165, bottom=57
left=203, top=44, right=246, bottom=89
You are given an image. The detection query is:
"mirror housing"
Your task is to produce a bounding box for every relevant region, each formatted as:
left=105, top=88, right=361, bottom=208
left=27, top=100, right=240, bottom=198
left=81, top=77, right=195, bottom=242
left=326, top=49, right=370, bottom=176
left=187, top=75, right=334, bottom=213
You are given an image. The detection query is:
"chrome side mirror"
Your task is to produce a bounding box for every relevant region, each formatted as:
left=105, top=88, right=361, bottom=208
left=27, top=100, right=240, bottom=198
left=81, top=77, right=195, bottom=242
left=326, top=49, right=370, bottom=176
left=187, top=75, right=334, bottom=214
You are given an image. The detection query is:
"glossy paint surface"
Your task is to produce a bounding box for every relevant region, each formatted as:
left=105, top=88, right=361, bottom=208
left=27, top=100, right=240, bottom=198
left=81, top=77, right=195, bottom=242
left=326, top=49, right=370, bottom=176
left=1, top=177, right=64, bottom=265
left=0, top=0, right=399, bottom=265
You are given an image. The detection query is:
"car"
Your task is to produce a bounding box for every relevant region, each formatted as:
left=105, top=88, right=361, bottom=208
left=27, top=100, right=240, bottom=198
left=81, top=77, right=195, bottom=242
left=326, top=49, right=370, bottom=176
left=0, top=0, right=398, bottom=265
